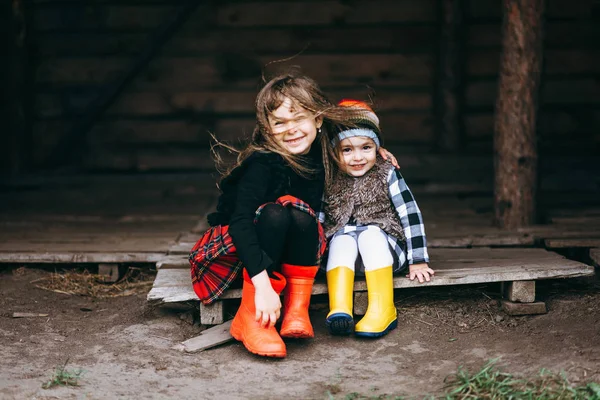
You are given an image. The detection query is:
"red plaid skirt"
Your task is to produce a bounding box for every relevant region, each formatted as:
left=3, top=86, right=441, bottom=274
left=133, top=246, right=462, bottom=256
left=189, top=195, right=326, bottom=305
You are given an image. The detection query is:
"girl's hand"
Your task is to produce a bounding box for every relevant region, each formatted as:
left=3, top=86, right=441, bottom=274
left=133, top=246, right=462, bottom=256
left=407, top=263, right=435, bottom=283
left=251, top=271, right=282, bottom=327
left=378, top=147, right=400, bottom=169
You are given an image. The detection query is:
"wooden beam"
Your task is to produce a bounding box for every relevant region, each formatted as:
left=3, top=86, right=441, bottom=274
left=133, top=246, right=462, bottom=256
left=173, top=320, right=233, bottom=353
left=436, top=0, right=465, bottom=151
left=493, top=0, right=544, bottom=229
left=45, top=1, right=203, bottom=169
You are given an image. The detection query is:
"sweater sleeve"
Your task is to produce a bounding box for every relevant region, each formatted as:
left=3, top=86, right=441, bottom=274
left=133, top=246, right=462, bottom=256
left=227, top=159, right=275, bottom=278
left=387, top=168, right=429, bottom=264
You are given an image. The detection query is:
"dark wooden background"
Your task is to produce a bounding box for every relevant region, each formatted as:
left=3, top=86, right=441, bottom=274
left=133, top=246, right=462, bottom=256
left=2, top=0, right=599, bottom=188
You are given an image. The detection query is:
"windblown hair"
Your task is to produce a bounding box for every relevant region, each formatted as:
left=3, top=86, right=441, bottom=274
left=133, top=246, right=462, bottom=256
left=213, top=69, right=365, bottom=187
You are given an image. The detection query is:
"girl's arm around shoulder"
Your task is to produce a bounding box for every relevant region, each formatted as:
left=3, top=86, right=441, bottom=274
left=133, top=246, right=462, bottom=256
left=386, top=168, right=430, bottom=265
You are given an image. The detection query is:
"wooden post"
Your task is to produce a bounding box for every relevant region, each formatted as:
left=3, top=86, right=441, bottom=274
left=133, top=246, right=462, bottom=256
left=0, top=0, right=31, bottom=175
left=437, top=0, right=465, bottom=152
left=494, top=0, right=544, bottom=229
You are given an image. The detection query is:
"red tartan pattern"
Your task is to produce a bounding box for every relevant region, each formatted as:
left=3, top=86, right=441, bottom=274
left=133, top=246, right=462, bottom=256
left=190, top=195, right=326, bottom=305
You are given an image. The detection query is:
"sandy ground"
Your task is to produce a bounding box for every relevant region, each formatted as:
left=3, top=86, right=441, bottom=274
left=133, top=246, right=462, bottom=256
left=0, top=265, right=599, bottom=400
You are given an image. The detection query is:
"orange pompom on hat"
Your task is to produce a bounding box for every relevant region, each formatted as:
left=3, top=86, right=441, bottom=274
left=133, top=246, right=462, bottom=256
left=335, top=99, right=382, bottom=148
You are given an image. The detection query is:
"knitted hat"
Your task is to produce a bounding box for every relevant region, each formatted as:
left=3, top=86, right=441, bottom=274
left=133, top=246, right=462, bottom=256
left=335, top=99, right=382, bottom=148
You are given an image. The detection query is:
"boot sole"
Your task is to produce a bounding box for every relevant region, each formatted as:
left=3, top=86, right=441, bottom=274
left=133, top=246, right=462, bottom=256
left=355, top=319, right=398, bottom=338
left=326, top=313, right=354, bottom=336
left=231, top=323, right=286, bottom=358
left=280, top=329, right=314, bottom=339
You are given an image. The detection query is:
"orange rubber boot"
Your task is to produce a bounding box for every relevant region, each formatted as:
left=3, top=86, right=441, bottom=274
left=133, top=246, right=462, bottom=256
left=279, top=264, right=319, bottom=338
left=230, top=269, right=287, bottom=358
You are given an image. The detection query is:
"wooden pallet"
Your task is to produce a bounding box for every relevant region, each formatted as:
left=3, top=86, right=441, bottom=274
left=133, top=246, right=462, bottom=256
left=148, top=247, right=595, bottom=325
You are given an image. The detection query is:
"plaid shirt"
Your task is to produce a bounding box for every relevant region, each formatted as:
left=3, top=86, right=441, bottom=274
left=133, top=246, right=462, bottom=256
left=319, top=167, right=429, bottom=266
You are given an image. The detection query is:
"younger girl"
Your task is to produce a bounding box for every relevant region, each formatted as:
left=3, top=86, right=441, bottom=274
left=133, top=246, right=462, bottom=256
left=189, top=73, right=396, bottom=358
left=323, top=100, right=435, bottom=338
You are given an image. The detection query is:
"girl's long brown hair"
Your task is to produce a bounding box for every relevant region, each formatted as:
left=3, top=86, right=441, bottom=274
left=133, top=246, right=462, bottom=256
left=213, top=68, right=364, bottom=187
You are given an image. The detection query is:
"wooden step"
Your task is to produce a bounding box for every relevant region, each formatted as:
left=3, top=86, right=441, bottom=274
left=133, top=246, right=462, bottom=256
left=147, top=248, right=595, bottom=304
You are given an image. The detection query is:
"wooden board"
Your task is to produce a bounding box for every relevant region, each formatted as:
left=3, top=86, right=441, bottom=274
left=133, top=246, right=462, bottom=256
left=36, top=54, right=434, bottom=88
left=37, top=26, right=438, bottom=56
left=214, top=1, right=437, bottom=27
left=468, top=49, right=599, bottom=78
left=469, top=0, right=593, bottom=19
left=467, top=21, right=596, bottom=48
left=33, top=1, right=437, bottom=31
left=466, top=79, right=600, bottom=108
left=464, top=111, right=600, bottom=141
left=147, top=248, right=595, bottom=304
left=545, top=238, right=600, bottom=249
left=173, top=320, right=233, bottom=353
left=0, top=252, right=166, bottom=263
left=36, top=88, right=433, bottom=118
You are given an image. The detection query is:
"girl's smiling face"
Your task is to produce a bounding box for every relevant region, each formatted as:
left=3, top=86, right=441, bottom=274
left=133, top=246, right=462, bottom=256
left=268, top=97, right=322, bottom=155
left=338, top=136, right=377, bottom=177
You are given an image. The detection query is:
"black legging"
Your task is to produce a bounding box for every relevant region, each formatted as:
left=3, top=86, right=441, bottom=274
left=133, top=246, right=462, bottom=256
left=255, top=203, right=319, bottom=272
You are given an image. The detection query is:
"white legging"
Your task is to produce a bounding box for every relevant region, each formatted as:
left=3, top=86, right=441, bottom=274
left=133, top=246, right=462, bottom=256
left=326, top=229, right=394, bottom=272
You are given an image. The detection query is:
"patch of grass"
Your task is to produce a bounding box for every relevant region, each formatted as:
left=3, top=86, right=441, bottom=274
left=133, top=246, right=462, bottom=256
left=42, top=360, right=84, bottom=389
left=324, top=360, right=599, bottom=400
left=443, top=359, right=599, bottom=400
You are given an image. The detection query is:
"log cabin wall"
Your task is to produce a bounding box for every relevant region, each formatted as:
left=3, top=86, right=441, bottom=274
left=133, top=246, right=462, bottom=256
left=30, top=0, right=598, bottom=175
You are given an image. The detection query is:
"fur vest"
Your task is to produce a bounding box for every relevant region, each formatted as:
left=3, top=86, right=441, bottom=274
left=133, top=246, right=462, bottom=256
left=324, top=157, right=406, bottom=241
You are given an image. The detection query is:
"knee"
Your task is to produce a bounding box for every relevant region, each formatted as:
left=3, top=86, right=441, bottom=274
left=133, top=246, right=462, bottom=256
left=329, top=235, right=358, bottom=253
left=289, top=208, right=317, bottom=232
left=357, top=227, right=387, bottom=246
left=358, top=228, right=393, bottom=268
left=257, top=203, right=291, bottom=228
left=326, top=235, right=358, bottom=270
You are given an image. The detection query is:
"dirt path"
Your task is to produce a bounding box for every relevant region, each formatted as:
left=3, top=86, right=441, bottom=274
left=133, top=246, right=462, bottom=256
left=1, top=266, right=598, bottom=400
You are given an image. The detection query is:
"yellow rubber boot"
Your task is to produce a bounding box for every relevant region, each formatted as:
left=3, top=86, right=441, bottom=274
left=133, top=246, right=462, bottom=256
left=325, top=266, right=355, bottom=335
left=355, top=266, right=397, bottom=338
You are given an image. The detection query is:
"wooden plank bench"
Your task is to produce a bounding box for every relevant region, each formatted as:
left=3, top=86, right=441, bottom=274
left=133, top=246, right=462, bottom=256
left=147, top=248, right=595, bottom=325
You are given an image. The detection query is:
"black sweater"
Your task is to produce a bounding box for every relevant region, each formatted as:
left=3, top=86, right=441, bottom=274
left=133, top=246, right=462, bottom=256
left=207, top=144, right=324, bottom=277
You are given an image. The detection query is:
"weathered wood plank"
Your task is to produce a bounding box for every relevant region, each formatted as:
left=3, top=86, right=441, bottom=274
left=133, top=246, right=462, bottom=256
left=13, top=313, right=49, bottom=318
left=0, top=252, right=165, bottom=263
left=215, top=1, right=437, bottom=26
left=168, top=242, right=195, bottom=255
left=465, top=110, right=600, bottom=140
left=173, top=320, right=233, bottom=353
left=33, top=5, right=175, bottom=31
left=0, top=238, right=174, bottom=252
left=545, top=238, right=600, bottom=249
left=501, top=300, right=547, bottom=315
left=38, top=113, right=433, bottom=156
left=466, top=79, right=600, bottom=108
left=37, top=88, right=432, bottom=118
left=33, top=1, right=437, bottom=31
left=503, top=281, right=535, bottom=303
left=37, top=26, right=438, bottom=56
left=200, top=302, right=224, bottom=325
left=148, top=248, right=595, bottom=303
left=428, top=234, right=535, bottom=248
left=467, top=21, right=597, bottom=48
left=469, top=0, right=592, bottom=19
left=36, top=54, right=434, bottom=88
left=468, top=49, right=599, bottom=77
left=156, top=255, right=189, bottom=269
left=98, top=263, right=120, bottom=282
